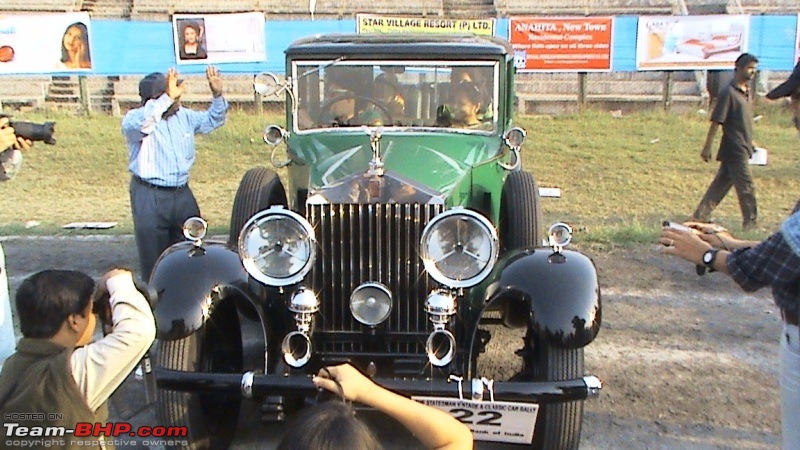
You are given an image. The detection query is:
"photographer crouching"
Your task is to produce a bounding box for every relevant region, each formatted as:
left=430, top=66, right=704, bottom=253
left=0, top=269, right=156, bottom=449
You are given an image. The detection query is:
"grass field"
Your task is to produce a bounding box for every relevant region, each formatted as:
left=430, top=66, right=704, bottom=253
left=1, top=102, right=798, bottom=247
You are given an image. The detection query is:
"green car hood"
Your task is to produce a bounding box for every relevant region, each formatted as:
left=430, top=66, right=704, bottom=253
left=290, top=133, right=502, bottom=204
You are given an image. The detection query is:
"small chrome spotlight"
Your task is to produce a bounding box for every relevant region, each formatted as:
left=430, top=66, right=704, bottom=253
left=425, top=290, right=456, bottom=323
left=182, top=217, right=208, bottom=244
left=548, top=222, right=573, bottom=252
left=282, top=287, right=318, bottom=367
left=424, top=290, right=457, bottom=366
left=426, top=329, right=456, bottom=367
left=282, top=331, right=312, bottom=368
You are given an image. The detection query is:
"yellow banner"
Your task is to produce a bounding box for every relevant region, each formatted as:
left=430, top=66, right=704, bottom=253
left=357, top=14, right=495, bottom=36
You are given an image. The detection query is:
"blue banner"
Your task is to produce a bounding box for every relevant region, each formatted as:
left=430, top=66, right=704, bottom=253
left=0, top=15, right=797, bottom=76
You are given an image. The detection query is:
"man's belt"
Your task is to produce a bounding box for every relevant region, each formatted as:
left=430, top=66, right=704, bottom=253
left=132, top=175, right=187, bottom=191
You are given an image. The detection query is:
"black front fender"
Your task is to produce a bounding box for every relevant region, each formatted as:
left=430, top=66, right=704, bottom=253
left=150, top=240, right=252, bottom=340
left=484, top=248, right=601, bottom=348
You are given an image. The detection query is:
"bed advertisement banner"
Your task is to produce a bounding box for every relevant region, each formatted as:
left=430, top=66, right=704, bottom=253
left=0, top=12, right=93, bottom=74
left=173, top=12, right=266, bottom=65
left=636, top=15, right=750, bottom=70
left=509, top=17, right=614, bottom=72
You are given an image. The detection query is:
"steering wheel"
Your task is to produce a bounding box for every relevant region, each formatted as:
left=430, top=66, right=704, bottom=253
left=317, top=94, right=394, bottom=126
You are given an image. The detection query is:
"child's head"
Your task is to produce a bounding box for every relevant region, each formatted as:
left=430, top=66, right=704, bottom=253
left=277, top=400, right=380, bottom=450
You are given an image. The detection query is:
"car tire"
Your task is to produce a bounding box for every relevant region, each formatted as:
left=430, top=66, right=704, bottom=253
left=499, top=170, right=543, bottom=250
left=228, top=167, right=287, bottom=247
left=155, top=301, right=244, bottom=450
left=530, top=340, right=584, bottom=450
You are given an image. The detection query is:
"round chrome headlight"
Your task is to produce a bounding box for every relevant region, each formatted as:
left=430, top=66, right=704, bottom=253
left=420, top=208, right=499, bottom=288
left=238, top=207, right=316, bottom=287
left=350, top=282, right=392, bottom=326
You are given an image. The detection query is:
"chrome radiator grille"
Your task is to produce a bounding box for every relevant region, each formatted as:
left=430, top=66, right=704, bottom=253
left=307, top=203, right=444, bottom=356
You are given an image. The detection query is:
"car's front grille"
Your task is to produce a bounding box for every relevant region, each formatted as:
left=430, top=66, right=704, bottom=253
left=307, top=203, right=444, bottom=357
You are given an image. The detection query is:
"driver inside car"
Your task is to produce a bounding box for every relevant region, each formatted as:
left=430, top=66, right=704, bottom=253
left=320, top=79, right=383, bottom=128
left=373, top=66, right=406, bottom=120
left=317, top=64, right=401, bottom=128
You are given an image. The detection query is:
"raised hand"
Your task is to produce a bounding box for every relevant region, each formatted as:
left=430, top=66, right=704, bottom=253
left=206, top=66, right=223, bottom=97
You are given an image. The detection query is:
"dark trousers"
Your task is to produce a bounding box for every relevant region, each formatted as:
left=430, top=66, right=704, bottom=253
left=693, top=157, right=757, bottom=227
left=129, top=177, right=200, bottom=281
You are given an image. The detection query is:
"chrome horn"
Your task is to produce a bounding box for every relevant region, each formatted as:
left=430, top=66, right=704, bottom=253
left=281, top=287, right=318, bottom=367
left=424, top=290, right=457, bottom=366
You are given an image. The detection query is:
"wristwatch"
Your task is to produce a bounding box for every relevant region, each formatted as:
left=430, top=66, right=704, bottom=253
left=702, top=248, right=719, bottom=272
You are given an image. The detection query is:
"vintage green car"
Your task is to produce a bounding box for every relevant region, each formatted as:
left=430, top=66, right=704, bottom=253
left=151, top=33, right=601, bottom=449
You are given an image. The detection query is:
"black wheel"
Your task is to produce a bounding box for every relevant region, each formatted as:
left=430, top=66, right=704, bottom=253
left=499, top=170, right=543, bottom=251
left=228, top=167, right=287, bottom=246
left=530, top=337, right=584, bottom=450
left=155, top=301, right=244, bottom=450
left=481, top=331, right=584, bottom=450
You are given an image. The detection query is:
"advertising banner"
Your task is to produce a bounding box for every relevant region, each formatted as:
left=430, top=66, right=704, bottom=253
left=0, top=12, right=93, bottom=74
left=509, top=17, right=613, bottom=72
left=173, top=12, right=266, bottom=65
left=357, top=14, right=495, bottom=36
left=636, top=15, right=750, bottom=70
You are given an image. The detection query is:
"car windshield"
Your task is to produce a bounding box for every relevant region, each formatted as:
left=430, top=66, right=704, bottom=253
left=292, top=60, right=498, bottom=132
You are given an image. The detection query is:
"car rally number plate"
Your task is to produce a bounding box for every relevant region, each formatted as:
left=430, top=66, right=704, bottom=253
left=412, top=396, right=538, bottom=444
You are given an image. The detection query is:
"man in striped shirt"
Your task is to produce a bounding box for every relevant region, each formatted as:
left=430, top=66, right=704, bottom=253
left=122, top=66, right=227, bottom=281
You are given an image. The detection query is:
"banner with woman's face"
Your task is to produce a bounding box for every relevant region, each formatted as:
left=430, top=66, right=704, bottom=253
left=172, top=12, right=266, bottom=65
left=0, top=12, right=93, bottom=74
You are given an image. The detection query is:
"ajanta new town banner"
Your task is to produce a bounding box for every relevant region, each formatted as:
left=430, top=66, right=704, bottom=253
left=509, top=17, right=613, bottom=72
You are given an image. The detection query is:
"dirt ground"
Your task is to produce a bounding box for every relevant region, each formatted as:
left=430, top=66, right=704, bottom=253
left=0, top=235, right=783, bottom=449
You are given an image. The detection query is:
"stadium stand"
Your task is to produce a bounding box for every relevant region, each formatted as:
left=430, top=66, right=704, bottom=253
left=498, top=0, right=677, bottom=16
left=443, top=0, right=493, bottom=18
left=171, top=0, right=268, bottom=14
left=80, top=0, right=133, bottom=19
left=130, top=0, right=171, bottom=21
left=109, top=74, right=280, bottom=112
left=0, top=1, right=76, bottom=12
left=515, top=71, right=704, bottom=114
left=132, top=0, right=443, bottom=21
left=736, top=0, right=798, bottom=13
left=0, top=76, right=50, bottom=111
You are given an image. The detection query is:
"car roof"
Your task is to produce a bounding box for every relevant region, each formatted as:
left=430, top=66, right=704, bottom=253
left=285, top=33, right=513, bottom=58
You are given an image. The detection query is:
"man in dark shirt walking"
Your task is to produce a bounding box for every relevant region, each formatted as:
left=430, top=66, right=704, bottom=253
left=693, top=53, right=760, bottom=230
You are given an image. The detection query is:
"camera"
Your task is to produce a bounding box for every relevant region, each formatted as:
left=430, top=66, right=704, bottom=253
left=93, top=277, right=157, bottom=335
left=0, top=114, right=56, bottom=146
left=662, top=220, right=693, bottom=232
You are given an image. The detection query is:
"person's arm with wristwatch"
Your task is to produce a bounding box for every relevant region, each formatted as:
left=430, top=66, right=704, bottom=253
left=661, top=217, right=800, bottom=298
left=659, top=227, right=731, bottom=275
left=682, top=221, right=761, bottom=251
